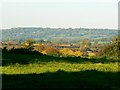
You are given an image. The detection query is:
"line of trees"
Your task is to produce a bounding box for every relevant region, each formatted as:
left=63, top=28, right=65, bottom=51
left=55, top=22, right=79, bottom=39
left=2, top=36, right=119, bottom=60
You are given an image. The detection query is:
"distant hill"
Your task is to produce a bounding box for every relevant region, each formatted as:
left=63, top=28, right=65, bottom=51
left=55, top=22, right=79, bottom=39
left=2, top=27, right=118, bottom=44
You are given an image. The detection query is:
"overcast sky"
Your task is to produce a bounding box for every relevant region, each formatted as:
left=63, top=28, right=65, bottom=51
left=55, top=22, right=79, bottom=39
left=0, top=0, right=119, bottom=29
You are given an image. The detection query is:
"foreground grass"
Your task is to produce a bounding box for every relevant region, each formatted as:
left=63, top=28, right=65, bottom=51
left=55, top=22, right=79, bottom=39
left=1, top=50, right=119, bottom=89
left=1, top=62, right=119, bottom=89
left=2, top=62, right=119, bottom=89
left=1, top=62, right=118, bottom=74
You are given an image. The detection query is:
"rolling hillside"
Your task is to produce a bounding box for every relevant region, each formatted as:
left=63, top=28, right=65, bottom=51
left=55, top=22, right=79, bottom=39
left=2, top=27, right=118, bottom=44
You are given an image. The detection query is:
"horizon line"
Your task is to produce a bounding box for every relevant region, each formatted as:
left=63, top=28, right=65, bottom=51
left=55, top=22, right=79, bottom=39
left=0, top=26, right=118, bottom=30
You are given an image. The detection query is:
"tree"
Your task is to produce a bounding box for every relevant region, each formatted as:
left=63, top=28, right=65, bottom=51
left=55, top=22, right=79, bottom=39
left=24, top=39, right=35, bottom=50
left=98, top=36, right=120, bottom=60
left=80, top=40, right=90, bottom=51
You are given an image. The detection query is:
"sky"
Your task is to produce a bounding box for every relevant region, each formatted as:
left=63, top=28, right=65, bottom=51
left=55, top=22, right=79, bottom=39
left=0, top=0, right=119, bottom=29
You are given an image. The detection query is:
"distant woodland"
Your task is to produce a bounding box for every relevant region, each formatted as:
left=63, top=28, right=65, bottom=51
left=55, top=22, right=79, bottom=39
left=2, top=27, right=118, bottom=44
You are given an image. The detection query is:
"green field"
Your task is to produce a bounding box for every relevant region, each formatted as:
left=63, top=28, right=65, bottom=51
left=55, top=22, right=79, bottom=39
left=1, top=49, right=120, bottom=89
left=1, top=62, right=119, bottom=89
left=1, top=62, right=119, bottom=74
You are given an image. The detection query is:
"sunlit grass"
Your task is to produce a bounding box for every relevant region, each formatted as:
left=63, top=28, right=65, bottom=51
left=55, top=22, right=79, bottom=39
left=1, top=62, right=118, bottom=74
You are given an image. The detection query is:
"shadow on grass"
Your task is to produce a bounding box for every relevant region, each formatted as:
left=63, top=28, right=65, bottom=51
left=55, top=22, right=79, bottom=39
left=2, top=48, right=118, bottom=66
left=2, top=70, right=120, bottom=89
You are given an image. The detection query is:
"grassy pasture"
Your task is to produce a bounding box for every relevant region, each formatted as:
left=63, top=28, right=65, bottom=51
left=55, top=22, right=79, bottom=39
left=1, top=49, right=120, bottom=89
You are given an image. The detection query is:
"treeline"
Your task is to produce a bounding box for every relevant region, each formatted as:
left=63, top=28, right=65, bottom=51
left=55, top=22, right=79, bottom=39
left=2, top=27, right=117, bottom=44
left=2, top=36, right=119, bottom=61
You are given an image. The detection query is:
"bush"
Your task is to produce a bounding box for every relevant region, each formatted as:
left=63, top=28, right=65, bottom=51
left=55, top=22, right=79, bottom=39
left=73, top=51, right=83, bottom=57
left=59, top=48, right=74, bottom=56
left=42, top=47, right=60, bottom=56
left=34, top=45, right=45, bottom=52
